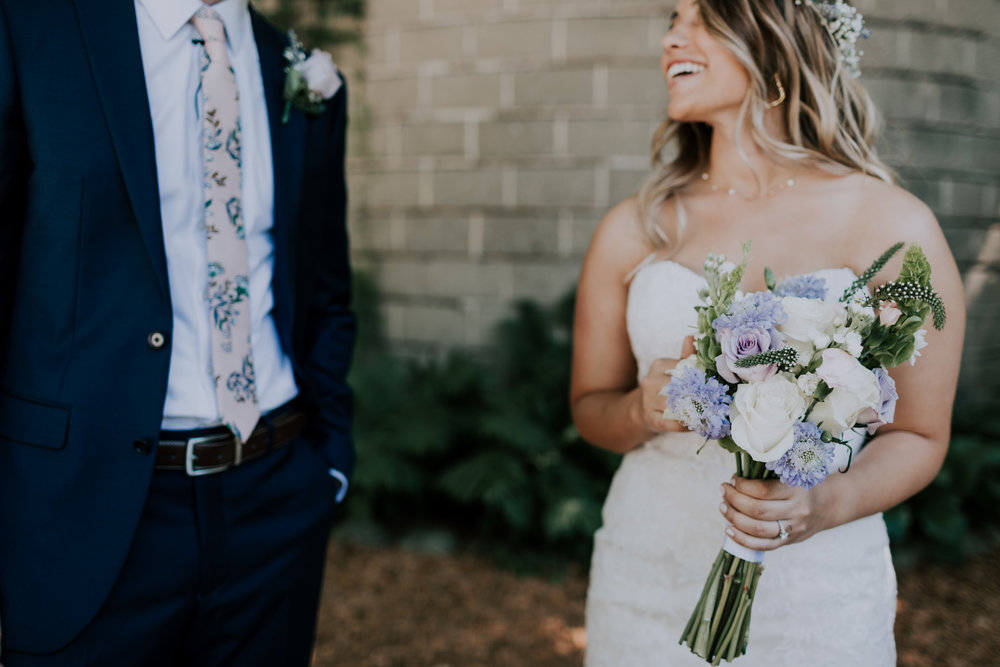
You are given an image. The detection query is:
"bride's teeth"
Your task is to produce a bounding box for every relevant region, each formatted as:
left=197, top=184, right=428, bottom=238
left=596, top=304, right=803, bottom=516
left=668, top=62, right=706, bottom=79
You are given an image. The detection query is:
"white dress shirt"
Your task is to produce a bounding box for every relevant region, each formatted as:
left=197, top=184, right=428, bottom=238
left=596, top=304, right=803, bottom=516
left=135, top=0, right=299, bottom=429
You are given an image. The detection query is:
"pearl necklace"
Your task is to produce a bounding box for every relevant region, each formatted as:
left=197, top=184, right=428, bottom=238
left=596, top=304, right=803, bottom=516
left=700, top=172, right=797, bottom=200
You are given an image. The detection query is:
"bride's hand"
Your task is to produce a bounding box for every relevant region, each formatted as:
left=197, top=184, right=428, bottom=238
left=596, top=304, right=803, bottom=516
left=637, top=335, right=697, bottom=434
left=718, top=477, right=831, bottom=551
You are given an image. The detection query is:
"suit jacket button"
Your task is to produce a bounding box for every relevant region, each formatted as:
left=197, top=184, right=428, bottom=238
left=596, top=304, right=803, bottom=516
left=134, top=438, right=153, bottom=456
left=147, top=331, right=167, bottom=350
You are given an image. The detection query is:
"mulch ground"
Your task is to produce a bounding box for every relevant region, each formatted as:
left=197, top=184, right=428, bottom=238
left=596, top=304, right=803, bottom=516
left=313, top=540, right=1000, bottom=666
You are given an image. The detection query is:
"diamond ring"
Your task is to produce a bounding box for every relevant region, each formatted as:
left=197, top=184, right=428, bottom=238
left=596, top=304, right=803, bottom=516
left=776, top=519, right=790, bottom=540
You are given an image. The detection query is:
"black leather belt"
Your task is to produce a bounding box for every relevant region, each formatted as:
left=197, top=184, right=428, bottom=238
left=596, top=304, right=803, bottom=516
left=156, top=403, right=306, bottom=476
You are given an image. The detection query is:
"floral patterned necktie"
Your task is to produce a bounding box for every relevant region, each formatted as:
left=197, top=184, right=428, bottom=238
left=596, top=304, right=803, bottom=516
left=192, top=8, right=259, bottom=443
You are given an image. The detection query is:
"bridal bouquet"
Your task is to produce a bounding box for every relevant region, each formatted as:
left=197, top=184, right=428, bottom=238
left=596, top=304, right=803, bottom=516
left=669, top=242, right=946, bottom=663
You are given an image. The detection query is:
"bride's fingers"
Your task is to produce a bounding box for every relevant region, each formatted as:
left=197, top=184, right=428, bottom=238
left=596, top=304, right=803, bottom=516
left=722, top=522, right=788, bottom=552
left=681, top=335, right=696, bottom=358
left=719, top=501, right=790, bottom=541
left=730, top=477, right=792, bottom=501
left=721, top=483, right=793, bottom=522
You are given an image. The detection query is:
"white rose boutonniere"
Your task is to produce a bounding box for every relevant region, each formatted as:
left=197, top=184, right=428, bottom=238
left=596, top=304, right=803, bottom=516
left=282, top=30, right=342, bottom=124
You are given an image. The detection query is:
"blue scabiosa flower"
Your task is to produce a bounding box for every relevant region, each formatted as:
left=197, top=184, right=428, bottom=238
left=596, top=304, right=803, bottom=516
left=766, top=421, right=835, bottom=489
left=662, top=366, right=733, bottom=440
left=712, top=291, right=787, bottom=334
left=774, top=275, right=828, bottom=301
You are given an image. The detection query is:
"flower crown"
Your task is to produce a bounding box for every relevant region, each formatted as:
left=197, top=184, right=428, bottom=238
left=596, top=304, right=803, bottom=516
left=795, top=0, right=871, bottom=78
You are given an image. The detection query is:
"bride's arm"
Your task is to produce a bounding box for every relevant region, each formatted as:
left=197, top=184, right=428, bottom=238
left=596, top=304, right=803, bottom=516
left=721, top=190, right=966, bottom=550
left=570, top=198, right=688, bottom=454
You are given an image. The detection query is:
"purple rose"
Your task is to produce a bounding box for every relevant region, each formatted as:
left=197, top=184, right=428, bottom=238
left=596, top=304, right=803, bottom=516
left=715, top=324, right=781, bottom=383
left=857, top=367, right=898, bottom=435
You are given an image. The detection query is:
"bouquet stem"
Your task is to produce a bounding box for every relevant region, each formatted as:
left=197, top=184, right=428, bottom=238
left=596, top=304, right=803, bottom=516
left=679, top=453, right=772, bottom=663
left=680, top=550, right=764, bottom=663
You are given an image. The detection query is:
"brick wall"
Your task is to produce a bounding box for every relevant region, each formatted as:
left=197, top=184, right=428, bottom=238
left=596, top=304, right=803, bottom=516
left=259, top=0, right=999, bottom=407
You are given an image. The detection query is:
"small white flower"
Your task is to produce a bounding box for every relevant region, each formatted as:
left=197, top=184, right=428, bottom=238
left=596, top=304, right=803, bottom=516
left=909, top=329, right=928, bottom=365
left=847, top=301, right=875, bottom=322
left=797, top=372, right=821, bottom=397
left=719, top=261, right=736, bottom=276
left=833, top=329, right=863, bottom=357
left=844, top=331, right=863, bottom=357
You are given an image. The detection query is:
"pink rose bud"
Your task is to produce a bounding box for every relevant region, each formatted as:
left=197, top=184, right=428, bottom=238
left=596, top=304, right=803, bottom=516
left=878, top=301, right=902, bottom=326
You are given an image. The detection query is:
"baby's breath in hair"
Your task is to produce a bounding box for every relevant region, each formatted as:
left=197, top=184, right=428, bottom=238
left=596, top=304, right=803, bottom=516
left=796, top=0, right=871, bottom=77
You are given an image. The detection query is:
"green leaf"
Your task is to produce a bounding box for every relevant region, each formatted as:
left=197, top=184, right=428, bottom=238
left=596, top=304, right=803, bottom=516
left=716, top=435, right=742, bottom=454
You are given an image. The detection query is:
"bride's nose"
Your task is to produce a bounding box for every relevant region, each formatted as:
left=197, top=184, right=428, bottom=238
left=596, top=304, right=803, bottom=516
left=662, top=24, right=689, bottom=51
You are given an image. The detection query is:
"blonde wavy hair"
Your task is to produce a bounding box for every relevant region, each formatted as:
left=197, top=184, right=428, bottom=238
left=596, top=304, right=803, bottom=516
left=639, top=0, right=894, bottom=250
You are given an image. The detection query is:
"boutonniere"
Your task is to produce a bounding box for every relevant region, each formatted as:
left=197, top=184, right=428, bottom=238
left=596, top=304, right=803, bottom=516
left=282, top=30, right=342, bottom=124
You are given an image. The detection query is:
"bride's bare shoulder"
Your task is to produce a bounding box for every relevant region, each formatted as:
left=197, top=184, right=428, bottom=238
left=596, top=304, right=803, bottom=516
left=584, top=195, right=662, bottom=275
left=838, top=173, right=959, bottom=285
left=845, top=174, right=940, bottom=242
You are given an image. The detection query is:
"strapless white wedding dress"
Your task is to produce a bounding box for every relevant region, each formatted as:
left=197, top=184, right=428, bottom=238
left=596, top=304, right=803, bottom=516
left=585, top=260, right=897, bottom=666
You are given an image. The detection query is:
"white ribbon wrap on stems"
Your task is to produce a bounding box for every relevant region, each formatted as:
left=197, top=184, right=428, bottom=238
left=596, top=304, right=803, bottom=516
left=722, top=534, right=765, bottom=563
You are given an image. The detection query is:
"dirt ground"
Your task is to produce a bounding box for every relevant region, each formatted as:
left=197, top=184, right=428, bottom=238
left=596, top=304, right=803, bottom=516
left=313, top=540, right=1000, bottom=666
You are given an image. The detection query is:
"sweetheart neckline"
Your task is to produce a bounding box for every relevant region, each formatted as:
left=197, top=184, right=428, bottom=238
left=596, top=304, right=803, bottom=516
left=630, top=258, right=857, bottom=286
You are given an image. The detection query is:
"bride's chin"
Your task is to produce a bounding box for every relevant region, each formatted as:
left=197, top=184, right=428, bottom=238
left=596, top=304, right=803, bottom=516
left=666, top=103, right=701, bottom=124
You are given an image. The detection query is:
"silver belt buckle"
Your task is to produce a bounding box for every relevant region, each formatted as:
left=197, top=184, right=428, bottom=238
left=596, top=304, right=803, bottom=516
left=184, top=431, right=241, bottom=476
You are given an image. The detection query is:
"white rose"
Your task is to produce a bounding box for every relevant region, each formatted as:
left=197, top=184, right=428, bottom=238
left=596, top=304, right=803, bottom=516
left=777, top=297, right=842, bottom=364
left=811, top=349, right=881, bottom=435
left=299, top=50, right=342, bottom=99
left=730, top=375, right=806, bottom=462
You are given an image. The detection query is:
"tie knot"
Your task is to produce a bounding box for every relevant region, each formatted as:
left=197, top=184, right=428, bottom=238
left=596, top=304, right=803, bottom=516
left=191, top=7, right=226, bottom=45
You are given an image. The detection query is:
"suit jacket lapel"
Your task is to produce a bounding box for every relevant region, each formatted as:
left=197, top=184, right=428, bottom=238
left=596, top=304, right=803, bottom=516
left=251, top=9, right=306, bottom=347
left=73, top=0, right=169, bottom=299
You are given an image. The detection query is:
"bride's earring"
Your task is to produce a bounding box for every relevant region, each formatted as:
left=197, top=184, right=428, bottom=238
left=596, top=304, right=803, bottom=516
left=766, top=74, right=786, bottom=109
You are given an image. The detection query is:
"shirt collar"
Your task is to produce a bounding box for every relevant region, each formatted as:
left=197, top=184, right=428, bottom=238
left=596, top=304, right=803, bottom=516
left=137, top=0, right=250, bottom=53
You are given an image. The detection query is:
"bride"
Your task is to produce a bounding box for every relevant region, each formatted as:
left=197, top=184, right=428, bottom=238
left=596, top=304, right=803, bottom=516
left=571, top=0, right=965, bottom=664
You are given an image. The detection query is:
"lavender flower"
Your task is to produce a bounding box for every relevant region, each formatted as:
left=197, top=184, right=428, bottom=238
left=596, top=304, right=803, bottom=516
left=662, top=366, right=733, bottom=440
left=715, top=324, right=781, bottom=383
left=765, top=421, right=835, bottom=489
left=713, top=292, right=787, bottom=383
left=774, top=275, right=828, bottom=301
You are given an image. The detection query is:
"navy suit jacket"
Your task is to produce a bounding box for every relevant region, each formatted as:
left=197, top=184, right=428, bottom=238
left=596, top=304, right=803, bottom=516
left=0, top=0, right=355, bottom=653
